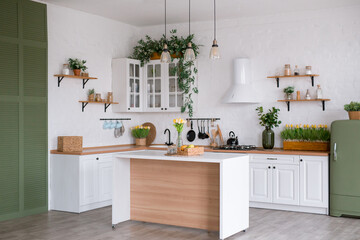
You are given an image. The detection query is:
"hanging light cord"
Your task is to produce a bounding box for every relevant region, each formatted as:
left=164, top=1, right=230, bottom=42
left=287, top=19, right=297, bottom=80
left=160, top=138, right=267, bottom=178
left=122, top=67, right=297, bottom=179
left=188, top=0, right=191, bottom=36
left=214, top=0, right=216, bottom=40
left=164, top=0, right=167, bottom=40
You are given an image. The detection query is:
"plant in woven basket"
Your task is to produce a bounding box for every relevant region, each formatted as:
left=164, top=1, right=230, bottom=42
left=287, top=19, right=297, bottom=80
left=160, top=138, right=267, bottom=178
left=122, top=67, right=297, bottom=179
left=281, top=124, right=330, bottom=142
left=131, top=125, right=150, bottom=139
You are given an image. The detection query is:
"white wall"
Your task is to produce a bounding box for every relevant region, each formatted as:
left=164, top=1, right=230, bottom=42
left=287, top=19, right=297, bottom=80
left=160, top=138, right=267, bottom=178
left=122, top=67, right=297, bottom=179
left=48, top=4, right=360, bottom=150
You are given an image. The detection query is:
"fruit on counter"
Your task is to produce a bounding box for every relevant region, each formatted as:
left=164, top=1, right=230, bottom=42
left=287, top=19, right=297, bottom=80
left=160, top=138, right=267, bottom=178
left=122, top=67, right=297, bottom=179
left=187, top=144, right=195, bottom=148
left=181, top=145, right=188, bottom=151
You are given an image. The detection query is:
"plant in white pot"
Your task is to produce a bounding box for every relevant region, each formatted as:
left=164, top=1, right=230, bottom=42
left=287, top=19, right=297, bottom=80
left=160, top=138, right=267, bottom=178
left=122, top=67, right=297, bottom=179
left=344, top=101, right=360, bottom=120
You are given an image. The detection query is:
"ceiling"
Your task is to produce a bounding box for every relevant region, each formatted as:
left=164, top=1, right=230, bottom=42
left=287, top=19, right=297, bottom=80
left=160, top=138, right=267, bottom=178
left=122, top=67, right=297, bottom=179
left=42, top=0, right=360, bottom=27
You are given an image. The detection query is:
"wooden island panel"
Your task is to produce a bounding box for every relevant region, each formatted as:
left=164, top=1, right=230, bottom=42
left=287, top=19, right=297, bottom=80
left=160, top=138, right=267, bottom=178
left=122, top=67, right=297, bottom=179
left=130, top=159, right=220, bottom=231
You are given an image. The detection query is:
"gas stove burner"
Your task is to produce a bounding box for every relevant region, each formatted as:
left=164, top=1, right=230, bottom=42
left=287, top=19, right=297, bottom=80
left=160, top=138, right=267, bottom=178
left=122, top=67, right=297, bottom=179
left=217, top=145, right=256, bottom=151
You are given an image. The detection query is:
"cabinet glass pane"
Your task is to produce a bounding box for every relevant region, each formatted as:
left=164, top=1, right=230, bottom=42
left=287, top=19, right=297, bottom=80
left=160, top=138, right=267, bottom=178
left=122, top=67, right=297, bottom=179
left=147, top=80, right=153, bottom=93
left=169, top=78, right=176, bottom=92
left=148, top=95, right=154, bottom=108
left=169, top=63, right=176, bottom=77
left=155, top=79, right=161, bottom=93
left=130, top=94, right=134, bottom=108
left=135, top=64, right=139, bottom=78
left=177, top=94, right=184, bottom=107
left=169, top=95, right=175, bottom=107
left=147, top=65, right=153, bottom=78
left=129, top=64, right=134, bottom=77
left=155, top=64, right=161, bottom=77
left=129, top=79, right=134, bottom=93
left=135, top=95, right=140, bottom=108
left=155, top=95, right=161, bottom=108
left=135, top=79, right=139, bottom=93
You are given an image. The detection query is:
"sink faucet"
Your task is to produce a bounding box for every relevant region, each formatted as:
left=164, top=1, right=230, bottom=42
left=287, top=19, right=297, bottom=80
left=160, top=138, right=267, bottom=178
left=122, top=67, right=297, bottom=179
left=164, top=128, right=173, bottom=146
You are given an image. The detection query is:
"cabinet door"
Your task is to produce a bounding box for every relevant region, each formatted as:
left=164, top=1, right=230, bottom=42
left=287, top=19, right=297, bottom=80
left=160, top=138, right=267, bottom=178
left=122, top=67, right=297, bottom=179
left=250, top=163, right=272, bottom=203
left=98, top=157, right=113, bottom=202
left=300, top=156, right=328, bottom=208
left=272, top=164, right=299, bottom=205
left=167, top=61, right=184, bottom=112
left=145, top=61, right=164, bottom=112
left=127, top=60, right=142, bottom=111
left=80, top=156, right=98, bottom=206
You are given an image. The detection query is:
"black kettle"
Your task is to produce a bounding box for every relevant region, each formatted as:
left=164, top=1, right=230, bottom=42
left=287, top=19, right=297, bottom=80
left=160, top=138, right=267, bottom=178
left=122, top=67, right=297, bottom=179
left=227, top=131, right=239, bottom=146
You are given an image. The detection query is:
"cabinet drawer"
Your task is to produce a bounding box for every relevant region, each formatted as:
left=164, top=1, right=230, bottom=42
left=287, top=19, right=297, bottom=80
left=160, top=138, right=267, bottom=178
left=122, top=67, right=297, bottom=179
left=250, top=154, right=300, bottom=164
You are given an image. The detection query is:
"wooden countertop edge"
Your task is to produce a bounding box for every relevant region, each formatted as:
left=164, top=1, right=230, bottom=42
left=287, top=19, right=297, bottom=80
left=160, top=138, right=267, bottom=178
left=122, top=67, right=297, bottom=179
left=50, top=144, right=329, bottom=156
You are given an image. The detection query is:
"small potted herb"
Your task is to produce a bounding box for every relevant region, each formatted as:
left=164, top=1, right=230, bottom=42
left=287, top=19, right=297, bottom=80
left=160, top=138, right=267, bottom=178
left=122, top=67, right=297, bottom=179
left=283, top=86, right=294, bottom=100
left=344, top=101, right=360, bottom=120
left=131, top=125, right=151, bottom=146
left=68, top=58, right=87, bottom=76
left=256, top=106, right=281, bottom=149
left=88, top=88, right=95, bottom=102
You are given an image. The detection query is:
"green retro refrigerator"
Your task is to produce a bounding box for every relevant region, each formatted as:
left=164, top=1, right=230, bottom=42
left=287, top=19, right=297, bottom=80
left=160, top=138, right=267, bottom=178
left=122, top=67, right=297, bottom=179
left=330, top=120, right=360, bottom=217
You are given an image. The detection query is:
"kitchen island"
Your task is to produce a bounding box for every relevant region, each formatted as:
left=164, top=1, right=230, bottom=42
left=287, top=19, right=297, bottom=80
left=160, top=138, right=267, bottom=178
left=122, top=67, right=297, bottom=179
left=112, top=150, right=249, bottom=240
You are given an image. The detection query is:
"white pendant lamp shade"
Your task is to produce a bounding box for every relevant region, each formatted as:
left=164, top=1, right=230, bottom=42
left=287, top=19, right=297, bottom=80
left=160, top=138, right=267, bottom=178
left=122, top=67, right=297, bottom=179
left=184, top=0, right=196, bottom=62
left=209, top=40, right=220, bottom=59
left=160, top=0, right=171, bottom=63
left=160, top=44, right=171, bottom=63
left=223, top=58, right=259, bottom=103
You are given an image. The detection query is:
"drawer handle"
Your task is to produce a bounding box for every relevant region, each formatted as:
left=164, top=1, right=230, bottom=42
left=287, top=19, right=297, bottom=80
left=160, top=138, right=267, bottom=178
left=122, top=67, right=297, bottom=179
left=268, top=166, right=271, bottom=169
left=273, top=166, right=276, bottom=169
left=300, top=159, right=303, bottom=162
left=96, top=157, right=99, bottom=160
left=267, top=157, right=277, bottom=160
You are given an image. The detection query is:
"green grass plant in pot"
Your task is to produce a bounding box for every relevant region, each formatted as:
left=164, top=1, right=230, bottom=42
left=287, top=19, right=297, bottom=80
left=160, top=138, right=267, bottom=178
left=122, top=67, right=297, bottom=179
left=256, top=106, right=281, bottom=149
left=344, top=101, right=360, bottom=120
left=284, top=86, right=294, bottom=100
left=88, top=88, right=95, bottom=101
left=68, top=58, right=87, bottom=76
left=131, top=125, right=151, bottom=146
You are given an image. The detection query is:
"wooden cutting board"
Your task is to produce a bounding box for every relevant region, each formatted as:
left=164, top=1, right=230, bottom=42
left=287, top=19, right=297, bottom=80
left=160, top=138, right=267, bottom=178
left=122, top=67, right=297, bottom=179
left=143, top=122, right=156, bottom=146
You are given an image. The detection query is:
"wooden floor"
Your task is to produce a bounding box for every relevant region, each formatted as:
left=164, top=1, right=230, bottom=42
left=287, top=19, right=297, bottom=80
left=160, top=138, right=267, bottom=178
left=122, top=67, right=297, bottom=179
left=1, top=207, right=360, bottom=240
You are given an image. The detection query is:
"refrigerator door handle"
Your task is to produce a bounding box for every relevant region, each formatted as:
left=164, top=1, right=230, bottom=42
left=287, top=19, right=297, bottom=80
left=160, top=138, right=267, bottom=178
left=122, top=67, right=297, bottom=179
left=334, top=143, right=337, bottom=161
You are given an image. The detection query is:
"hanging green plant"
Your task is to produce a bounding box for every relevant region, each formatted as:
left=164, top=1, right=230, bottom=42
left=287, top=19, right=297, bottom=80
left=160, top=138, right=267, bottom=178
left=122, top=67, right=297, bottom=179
left=130, top=29, right=200, bottom=117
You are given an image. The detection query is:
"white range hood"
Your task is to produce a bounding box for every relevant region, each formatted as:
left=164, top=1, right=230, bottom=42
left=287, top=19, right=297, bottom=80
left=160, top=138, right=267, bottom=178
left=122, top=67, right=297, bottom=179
left=223, top=58, right=259, bottom=103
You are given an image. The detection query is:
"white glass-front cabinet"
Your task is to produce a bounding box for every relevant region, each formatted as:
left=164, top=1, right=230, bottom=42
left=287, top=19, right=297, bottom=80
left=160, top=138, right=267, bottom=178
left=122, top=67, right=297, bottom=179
left=112, top=58, right=191, bottom=113
left=112, top=58, right=143, bottom=112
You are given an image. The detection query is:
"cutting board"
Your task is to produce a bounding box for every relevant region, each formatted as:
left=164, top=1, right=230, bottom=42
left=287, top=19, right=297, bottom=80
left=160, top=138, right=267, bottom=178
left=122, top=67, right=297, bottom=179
left=143, top=122, right=156, bottom=146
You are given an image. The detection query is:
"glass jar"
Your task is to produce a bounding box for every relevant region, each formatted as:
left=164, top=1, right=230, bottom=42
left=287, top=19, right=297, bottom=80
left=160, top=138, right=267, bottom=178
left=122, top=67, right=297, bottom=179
left=305, top=89, right=311, bottom=100
left=107, top=92, right=113, bottom=102
left=95, top=93, right=101, bottom=102
left=294, top=65, right=300, bottom=75
left=305, top=66, right=312, bottom=75
left=316, top=85, right=323, bottom=99
left=284, top=64, right=291, bottom=76
left=262, top=127, right=274, bottom=149
left=62, top=64, right=70, bottom=75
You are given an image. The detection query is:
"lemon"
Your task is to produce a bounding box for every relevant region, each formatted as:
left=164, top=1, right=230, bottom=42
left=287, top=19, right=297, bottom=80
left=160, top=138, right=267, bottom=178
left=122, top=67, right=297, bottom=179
left=187, top=144, right=195, bottom=148
left=181, top=145, right=187, bottom=151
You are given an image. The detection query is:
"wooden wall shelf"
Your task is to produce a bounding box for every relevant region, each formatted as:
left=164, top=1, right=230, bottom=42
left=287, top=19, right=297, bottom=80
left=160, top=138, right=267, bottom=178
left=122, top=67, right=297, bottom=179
left=54, top=74, right=98, bottom=88
left=278, top=99, right=330, bottom=111
left=268, top=74, right=319, bottom=88
left=79, top=101, right=119, bottom=112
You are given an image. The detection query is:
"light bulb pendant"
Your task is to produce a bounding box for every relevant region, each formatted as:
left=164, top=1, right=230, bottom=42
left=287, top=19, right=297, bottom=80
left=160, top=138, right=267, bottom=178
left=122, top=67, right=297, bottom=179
left=210, top=39, right=220, bottom=59
left=184, top=42, right=196, bottom=62
left=160, top=43, right=171, bottom=63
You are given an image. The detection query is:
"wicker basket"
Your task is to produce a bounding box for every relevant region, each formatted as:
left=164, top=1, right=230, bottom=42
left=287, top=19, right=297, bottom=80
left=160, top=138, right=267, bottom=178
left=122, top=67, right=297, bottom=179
left=283, top=141, right=329, bottom=151
left=177, top=147, right=204, bottom=156
left=57, top=136, right=83, bottom=152
left=348, top=111, right=360, bottom=120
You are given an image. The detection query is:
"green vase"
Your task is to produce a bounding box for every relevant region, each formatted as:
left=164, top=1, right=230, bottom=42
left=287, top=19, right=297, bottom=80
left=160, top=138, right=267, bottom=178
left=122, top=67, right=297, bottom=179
left=262, top=127, right=275, bottom=149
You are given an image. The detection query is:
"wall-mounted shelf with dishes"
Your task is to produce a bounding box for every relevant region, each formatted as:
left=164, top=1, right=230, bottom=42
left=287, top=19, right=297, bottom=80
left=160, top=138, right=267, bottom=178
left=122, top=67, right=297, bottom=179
left=54, top=74, right=98, bottom=89
left=278, top=99, right=330, bottom=111
left=268, top=74, right=319, bottom=88
left=79, top=101, right=119, bottom=112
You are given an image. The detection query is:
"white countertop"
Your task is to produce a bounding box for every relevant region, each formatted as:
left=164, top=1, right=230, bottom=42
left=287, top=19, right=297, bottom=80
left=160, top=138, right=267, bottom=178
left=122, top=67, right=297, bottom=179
left=115, top=150, right=248, bottom=163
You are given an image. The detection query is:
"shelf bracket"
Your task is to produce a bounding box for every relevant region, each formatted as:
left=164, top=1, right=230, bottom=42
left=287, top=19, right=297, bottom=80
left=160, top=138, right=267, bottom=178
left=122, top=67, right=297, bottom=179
left=276, top=78, right=279, bottom=88
left=82, top=79, right=90, bottom=89
left=311, top=76, right=314, bottom=87
left=81, top=102, right=89, bottom=112
left=57, top=76, right=64, bottom=87
left=104, top=103, right=111, bottom=112
left=322, top=100, right=325, bottom=111
left=286, top=101, right=290, bottom=111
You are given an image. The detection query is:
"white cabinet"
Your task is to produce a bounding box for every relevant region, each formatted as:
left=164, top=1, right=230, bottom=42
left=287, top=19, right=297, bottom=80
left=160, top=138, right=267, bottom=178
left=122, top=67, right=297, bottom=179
left=272, top=164, right=299, bottom=205
left=51, top=154, right=113, bottom=213
left=112, top=58, right=143, bottom=112
left=249, top=163, right=272, bottom=203
left=299, top=156, right=328, bottom=208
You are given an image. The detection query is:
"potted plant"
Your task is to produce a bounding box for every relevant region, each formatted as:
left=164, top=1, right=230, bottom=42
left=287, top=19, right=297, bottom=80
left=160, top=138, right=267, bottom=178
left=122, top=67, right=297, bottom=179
left=68, top=58, right=87, bottom=76
left=281, top=124, right=330, bottom=151
left=88, top=88, right=95, bottom=102
left=173, top=118, right=186, bottom=148
left=284, top=86, right=294, bottom=100
left=131, top=125, right=151, bottom=146
left=344, top=101, right=360, bottom=120
left=256, top=106, right=281, bottom=149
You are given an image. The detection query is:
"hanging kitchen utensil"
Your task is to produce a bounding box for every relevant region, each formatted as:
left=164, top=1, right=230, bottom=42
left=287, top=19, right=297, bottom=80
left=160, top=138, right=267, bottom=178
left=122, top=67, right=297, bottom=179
left=205, top=120, right=210, bottom=138
left=201, top=120, right=206, bottom=139
left=186, top=120, right=196, bottom=142
left=197, top=120, right=202, bottom=139
left=114, top=121, right=121, bottom=138
left=121, top=120, right=125, bottom=136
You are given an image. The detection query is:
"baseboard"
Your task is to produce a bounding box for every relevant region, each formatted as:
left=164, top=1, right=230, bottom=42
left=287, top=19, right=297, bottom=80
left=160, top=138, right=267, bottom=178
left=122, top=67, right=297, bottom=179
left=250, top=202, right=328, bottom=215
left=79, top=200, right=112, bottom=213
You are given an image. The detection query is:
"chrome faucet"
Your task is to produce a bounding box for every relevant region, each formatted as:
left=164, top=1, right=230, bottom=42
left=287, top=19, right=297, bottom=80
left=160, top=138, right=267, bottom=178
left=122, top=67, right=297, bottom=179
left=164, top=128, right=173, bottom=146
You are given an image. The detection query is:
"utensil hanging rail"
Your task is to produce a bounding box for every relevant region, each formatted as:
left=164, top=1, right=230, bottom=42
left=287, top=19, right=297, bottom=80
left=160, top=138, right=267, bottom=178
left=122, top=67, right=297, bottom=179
left=99, top=118, right=132, bottom=121
left=186, top=118, right=220, bottom=121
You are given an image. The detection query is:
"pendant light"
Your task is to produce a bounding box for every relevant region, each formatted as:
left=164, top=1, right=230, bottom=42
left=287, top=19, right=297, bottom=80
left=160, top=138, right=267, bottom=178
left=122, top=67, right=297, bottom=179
left=209, top=0, right=220, bottom=59
left=160, top=0, right=171, bottom=63
left=184, top=0, right=196, bottom=62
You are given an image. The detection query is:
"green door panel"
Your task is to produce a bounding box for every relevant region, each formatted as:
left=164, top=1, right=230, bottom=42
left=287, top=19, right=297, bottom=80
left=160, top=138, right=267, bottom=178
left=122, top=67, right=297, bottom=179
left=330, top=120, right=360, bottom=197
left=0, top=0, right=18, bottom=38
left=0, top=42, right=19, bottom=96
left=22, top=0, right=47, bottom=42
left=0, top=103, right=20, bottom=215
